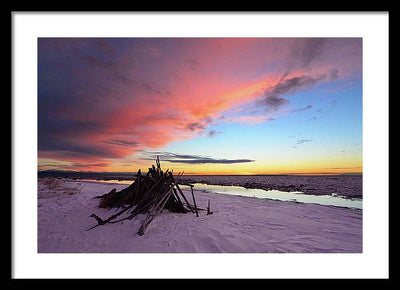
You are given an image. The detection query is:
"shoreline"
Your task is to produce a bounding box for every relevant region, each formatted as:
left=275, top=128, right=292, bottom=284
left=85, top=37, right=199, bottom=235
left=70, top=178, right=362, bottom=210
left=38, top=178, right=362, bottom=253
left=39, top=173, right=362, bottom=199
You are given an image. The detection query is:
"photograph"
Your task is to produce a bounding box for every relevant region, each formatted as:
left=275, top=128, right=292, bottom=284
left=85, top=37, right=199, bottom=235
left=37, top=37, right=363, bottom=253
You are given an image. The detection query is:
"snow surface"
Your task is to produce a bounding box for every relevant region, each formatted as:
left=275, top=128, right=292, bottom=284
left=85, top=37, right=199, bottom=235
left=38, top=178, right=362, bottom=253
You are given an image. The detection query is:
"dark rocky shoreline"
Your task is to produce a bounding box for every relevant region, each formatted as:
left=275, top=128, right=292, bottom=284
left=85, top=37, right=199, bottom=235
left=38, top=170, right=362, bottom=198
left=179, top=175, right=362, bottom=198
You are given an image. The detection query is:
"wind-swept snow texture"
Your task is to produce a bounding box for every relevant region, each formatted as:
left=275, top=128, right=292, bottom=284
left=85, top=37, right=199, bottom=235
left=38, top=179, right=362, bottom=253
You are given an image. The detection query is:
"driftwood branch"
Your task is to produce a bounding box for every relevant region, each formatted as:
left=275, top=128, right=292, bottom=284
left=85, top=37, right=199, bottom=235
left=189, top=184, right=199, bottom=217
left=207, top=199, right=213, bottom=215
left=87, top=157, right=208, bottom=235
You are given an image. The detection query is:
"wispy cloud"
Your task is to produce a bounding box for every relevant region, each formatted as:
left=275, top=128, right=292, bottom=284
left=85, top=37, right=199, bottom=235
left=184, top=116, right=213, bottom=132
left=38, top=161, right=110, bottom=171
left=103, top=139, right=139, bottom=147
left=142, top=151, right=255, bottom=164
left=291, top=105, right=312, bottom=113
left=185, top=122, right=206, bottom=132
left=296, top=139, right=312, bottom=145
left=257, top=74, right=326, bottom=112
left=290, top=38, right=327, bottom=69
left=290, top=139, right=312, bottom=149
left=207, top=130, right=221, bottom=137
left=38, top=38, right=361, bottom=171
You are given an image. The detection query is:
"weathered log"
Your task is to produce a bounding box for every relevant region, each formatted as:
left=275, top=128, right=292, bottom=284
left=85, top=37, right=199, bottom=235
left=168, top=172, right=194, bottom=212
left=133, top=169, right=141, bottom=204
left=172, top=186, right=183, bottom=206
left=93, top=192, right=109, bottom=199
left=99, top=188, right=116, bottom=208
left=89, top=214, right=105, bottom=225
left=156, top=155, right=161, bottom=170
left=207, top=199, right=213, bottom=215
left=174, top=183, right=195, bottom=213
left=189, top=184, right=199, bottom=217
left=88, top=158, right=208, bottom=235
left=138, top=187, right=173, bottom=236
left=87, top=203, right=137, bottom=231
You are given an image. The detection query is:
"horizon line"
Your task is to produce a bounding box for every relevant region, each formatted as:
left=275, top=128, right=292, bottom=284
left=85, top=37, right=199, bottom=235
left=38, top=169, right=362, bottom=176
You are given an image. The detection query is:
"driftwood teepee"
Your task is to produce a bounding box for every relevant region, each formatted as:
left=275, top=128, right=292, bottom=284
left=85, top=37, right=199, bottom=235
left=87, top=156, right=203, bottom=235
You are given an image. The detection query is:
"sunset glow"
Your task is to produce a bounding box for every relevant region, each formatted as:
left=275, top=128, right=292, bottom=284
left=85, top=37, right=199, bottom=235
left=38, top=38, right=362, bottom=175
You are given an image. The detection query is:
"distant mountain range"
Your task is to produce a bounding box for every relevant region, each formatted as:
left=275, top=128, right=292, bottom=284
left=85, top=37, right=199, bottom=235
left=38, top=169, right=362, bottom=180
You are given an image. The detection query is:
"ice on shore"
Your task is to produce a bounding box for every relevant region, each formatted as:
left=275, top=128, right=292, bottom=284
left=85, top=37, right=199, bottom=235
left=38, top=178, right=362, bottom=253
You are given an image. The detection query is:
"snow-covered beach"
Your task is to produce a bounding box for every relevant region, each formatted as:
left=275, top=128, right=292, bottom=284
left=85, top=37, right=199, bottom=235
left=38, top=178, right=362, bottom=253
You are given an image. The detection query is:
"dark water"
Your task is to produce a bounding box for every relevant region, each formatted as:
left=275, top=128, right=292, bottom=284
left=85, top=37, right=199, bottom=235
left=76, top=178, right=362, bottom=209
left=39, top=170, right=362, bottom=199
left=179, top=175, right=362, bottom=198
left=185, top=183, right=362, bottom=209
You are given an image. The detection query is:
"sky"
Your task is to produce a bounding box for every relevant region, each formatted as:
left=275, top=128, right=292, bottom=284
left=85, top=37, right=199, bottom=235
left=38, top=38, right=362, bottom=175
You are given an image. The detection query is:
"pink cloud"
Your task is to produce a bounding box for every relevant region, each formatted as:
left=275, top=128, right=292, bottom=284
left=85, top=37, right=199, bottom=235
left=38, top=38, right=362, bottom=171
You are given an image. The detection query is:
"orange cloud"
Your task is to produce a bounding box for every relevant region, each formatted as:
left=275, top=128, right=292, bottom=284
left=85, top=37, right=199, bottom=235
left=38, top=38, right=362, bottom=172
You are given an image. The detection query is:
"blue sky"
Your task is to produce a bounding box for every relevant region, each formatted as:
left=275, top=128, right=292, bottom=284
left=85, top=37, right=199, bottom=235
left=38, top=38, right=362, bottom=174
